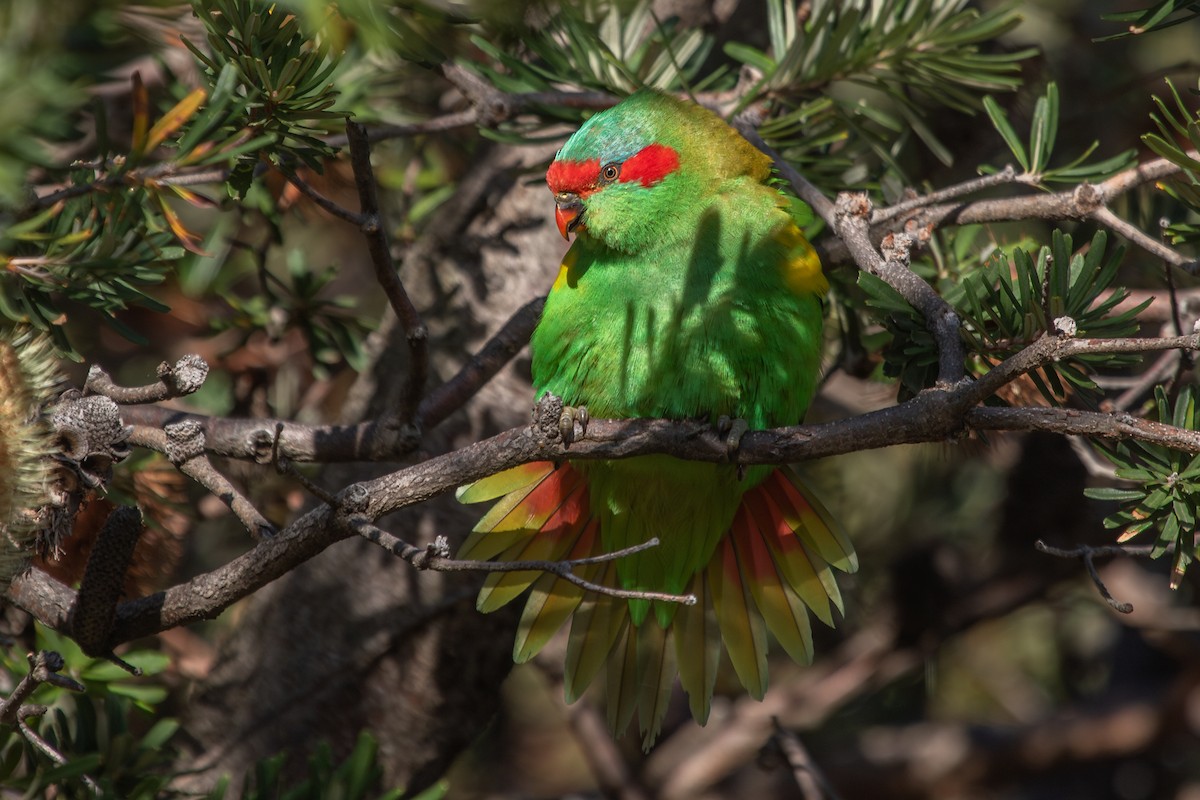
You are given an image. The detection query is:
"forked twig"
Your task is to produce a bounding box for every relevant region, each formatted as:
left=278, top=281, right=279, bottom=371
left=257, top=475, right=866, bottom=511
left=353, top=519, right=696, bottom=606
left=1035, top=540, right=1156, bottom=613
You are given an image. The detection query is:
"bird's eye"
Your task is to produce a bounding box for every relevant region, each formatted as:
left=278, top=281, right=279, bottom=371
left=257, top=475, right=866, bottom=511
left=600, top=163, right=620, bottom=183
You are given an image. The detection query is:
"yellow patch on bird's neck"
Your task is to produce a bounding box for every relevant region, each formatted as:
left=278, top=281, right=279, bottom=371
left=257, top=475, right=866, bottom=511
left=774, top=225, right=828, bottom=296
left=553, top=247, right=583, bottom=292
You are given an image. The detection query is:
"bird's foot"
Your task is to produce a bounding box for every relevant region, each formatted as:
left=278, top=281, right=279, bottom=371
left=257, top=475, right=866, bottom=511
left=559, top=404, right=589, bottom=446
left=533, top=393, right=589, bottom=447
left=716, top=415, right=749, bottom=462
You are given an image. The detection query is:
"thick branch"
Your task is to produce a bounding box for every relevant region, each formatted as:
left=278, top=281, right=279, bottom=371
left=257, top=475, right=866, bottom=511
left=12, top=329, right=1197, bottom=644
left=966, top=405, right=1200, bottom=450
left=119, top=294, right=548, bottom=461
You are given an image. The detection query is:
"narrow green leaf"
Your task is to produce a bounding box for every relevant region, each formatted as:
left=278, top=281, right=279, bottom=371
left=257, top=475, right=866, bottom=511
left=1085, top=487, right=1149, bottom=502
left=984, top=95, right=1028, bottom=171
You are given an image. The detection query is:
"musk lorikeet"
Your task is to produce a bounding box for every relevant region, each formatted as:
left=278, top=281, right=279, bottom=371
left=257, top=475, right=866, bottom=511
left=457, top=89, right=857, bottom=747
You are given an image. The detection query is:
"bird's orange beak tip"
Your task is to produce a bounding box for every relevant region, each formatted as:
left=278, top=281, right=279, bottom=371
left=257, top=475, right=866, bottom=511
left=555, top=205, right=579, bottom=240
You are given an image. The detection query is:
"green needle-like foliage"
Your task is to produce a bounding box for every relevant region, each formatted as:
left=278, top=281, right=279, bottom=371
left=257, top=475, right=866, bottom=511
left=1097, top=1, right=1200, bottom=40
left=1142, top=77, right=1200, bottom=246
left=184, top=0, right=343, bottom=193
left=982, top=82, right=1136, bottom=184
left=860, top=230, right=1146, bottom=401
left=1088, top=386, right=1200, bottom=588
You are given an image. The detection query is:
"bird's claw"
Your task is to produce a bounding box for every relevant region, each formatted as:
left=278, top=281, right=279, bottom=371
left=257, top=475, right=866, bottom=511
left=716, top=415, right=749, bottom=461
left=559, top=405, right=589, bottom=446
left=533, top=393, right=588, bottom=447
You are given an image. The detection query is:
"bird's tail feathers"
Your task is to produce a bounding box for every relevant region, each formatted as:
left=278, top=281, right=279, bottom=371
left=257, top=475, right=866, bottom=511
left=457, top=462, right=856, bottom=748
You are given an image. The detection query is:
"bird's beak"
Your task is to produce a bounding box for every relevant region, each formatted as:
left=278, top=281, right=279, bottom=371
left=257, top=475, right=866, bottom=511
left=554, top=192, right=584, bottom=240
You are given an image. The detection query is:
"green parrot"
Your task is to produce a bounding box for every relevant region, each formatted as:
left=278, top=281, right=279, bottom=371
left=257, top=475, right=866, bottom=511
left=457, top=89, right=857, bottom=747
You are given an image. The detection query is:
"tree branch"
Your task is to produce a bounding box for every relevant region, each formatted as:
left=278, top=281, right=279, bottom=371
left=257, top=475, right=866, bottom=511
left=835, top=193, right=967, bottom=386
left=346, top=119, right=428, bottom=426
left=11, top=328, right=1200, bottom=645
left=281, top=170, right=367, bottom=226
left=0, top=651, right=84, bottom=726
left=354, top=520, right=696, bottom=605
left=164, top=420, right=275, bottom=538
left=118, top=293, right=548, bottom=462
left=818, top=154, right=1196, bottom=268
left=1034, top=540, right=1158, bottom=614
left=85, top=354, right=209, bottom=404
left=870, top=165, right=1026, bottom=224
left=416, top=295, right=546, bottom=430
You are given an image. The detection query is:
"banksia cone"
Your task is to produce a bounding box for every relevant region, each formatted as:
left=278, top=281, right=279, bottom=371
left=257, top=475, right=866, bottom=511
left=0, top=327, right=62, bottom=591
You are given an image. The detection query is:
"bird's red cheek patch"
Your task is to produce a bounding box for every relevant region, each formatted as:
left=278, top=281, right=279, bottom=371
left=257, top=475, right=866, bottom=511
left=547, top=159, right=600, bottom=195
left=619, top=144, right=680, bottom=187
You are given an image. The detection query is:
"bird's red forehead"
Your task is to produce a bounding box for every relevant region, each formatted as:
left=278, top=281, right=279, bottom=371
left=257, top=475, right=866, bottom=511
left=546, top=158, right=601, bottom=195
left=546, top=144, right=680, bottom=195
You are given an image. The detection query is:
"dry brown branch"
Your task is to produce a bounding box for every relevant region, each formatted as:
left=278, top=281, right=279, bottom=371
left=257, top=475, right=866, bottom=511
left=1034, top=540, right=1158, bottom=613
left=817, top=154, right=1196, bottom=269
left=0, top=652, right=97, bottom=793
left=0, top=651, right=84, bottom=725
left=85, top=354, right=209, bottom=404
left=164, top=420, right=275, bottom=538
left=346, top=119, right=429, bottom=426
left=870, top=165, right=1028, bottom=223
left=281, top=170, right=367, bottom=226
left=835, top=193, right=967, bottom=386
left=354, top=519, right=695, bottom=605
left=118, top=293, right=548, bottom=462
left=416, top=295, right=547, bottom=430
left=9, top=326, right=1200, bottom=647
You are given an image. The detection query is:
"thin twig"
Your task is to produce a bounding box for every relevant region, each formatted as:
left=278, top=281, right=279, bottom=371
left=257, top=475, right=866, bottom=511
left=569, top=702, right=653, bottom=800
left=0, top=652, right=84, bottom=725
left=871, top=165, right=1024, bottom=224
left=1161, top=237, right=1196, bottom=370
left=353, top=519, right=696, bottom=605
left=416, top=295, right=547, bottom=430
left=0, top=651, right=99, bottom=794
left=282, top=170, right=367, bottom=225
left=346, top=119, right=428, bottom=425
left=270, top=422, right=339, bottom=506
left=18, top=708, right=100, bottom=794
left=1090, top=206, right=1195, bottom=269
left=1111, top=349, right=1181, bottom=412
left=1035, top=540, right=1157, bottom=613
left=819, top=153, right=1198, bottom=268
